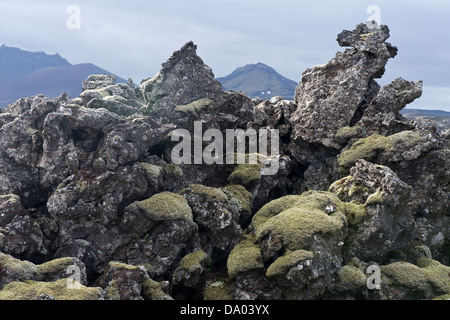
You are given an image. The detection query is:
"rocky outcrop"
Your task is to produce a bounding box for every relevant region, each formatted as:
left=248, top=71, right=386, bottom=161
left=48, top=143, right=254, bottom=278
left=291, top=24, right=399, bottom=150
left=139, top=41, right=255, bottom=133
left=0, top=23, right=449, bottom=300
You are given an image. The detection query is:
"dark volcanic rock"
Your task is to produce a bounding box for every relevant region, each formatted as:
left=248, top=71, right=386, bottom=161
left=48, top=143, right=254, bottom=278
left=330, top=159, right=415, bottom=262
left=290, top=23, right=398, bottom=150
left=0, top=24, right=449, bottom=301
left=140, top=41, right=255, bottom=133
left=140, top=41, right=223, bottom=122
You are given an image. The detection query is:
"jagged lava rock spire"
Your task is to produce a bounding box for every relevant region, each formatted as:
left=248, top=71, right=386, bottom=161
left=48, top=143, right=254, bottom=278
left=290, top=23, right=405, bottom=149
left=139, top=41, right=256, bottom=132
left=140, top=41, right=224, bottom=121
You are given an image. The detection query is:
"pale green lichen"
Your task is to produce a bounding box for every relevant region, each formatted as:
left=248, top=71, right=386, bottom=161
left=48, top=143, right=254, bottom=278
left=228, top=164, right=263, bottom=188
left=102, top=95, right=141, bottom=116
left=312, top=62, right=329, bottom=70
left=381, top=258, right=450, bottom=297
left=343, top=201, right=367, bottom=227
left=389, top=130, right=424, bottom=149
left=338, top=134, right=392, bottom=173
left=329, top=176, right=371, bottom=204
left=329, top=177, right=381, bottom=226
left=141, top=278, right=169, bottom=300
left=102, top=262, right=167, bottom=300
left=105, top=279, right=120, bottom=300
left=204, top=280, right=232, bottom=300
left=163, top=164, right=184, bottom=177
left=221, top=184, right=252, bottom=221
left=358, top=32, right=375, bottom=41
left=140, top=163, right=183, bottom=180
left=335, top=264, right=367, bottom=293
left=135, top=192, right=193, bottom=222
left=254, top=191, right=347, bottom=251
left=77, top=180, right=88, bottom=194
left=141, top=162, right=163, bottom=179
left=174, top=98, right=213, bottom=115
left=365, top=190, right=384, bottom=206
left=0, top=279, right=103, bottom=300
left=334, top=126, right=362, bottom=144
left=338, top=131, right=425, bottom=173
left=0, top=253, right=39, bottom=281
left=0, top=194, right=21, bottom=204
left=416, top=257, right=450, bottom=294
left=381, top=261, right=429, bottom=291
left=256, top=206, right=343, bottom=251
left=108, top=261, right=140, bottom=273
left=251, top=195, right=303, bottom=236
left=227, top=240, right=264, bottom=279
left=178, top=250, right=208, bottom=273
left=25, top=127, right=40, bottom=135
left=181, top=184, right=229, bottom=203
left=266, top=249, right=314, bottom=278
left=37, top=257, right=80, bottom=281
left=414, top=245, right=432, bottom=259
left=0, top=254, right=85, bottom=286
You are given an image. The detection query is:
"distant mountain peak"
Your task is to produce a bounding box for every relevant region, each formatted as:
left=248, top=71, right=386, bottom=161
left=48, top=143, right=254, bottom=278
left=0, top=44, right=70, bottom=61
left=217, top=63, right=297, bottom=100
left=0, top=45, right=71, bottom=85
left=0, top=46, right=125, bottom=107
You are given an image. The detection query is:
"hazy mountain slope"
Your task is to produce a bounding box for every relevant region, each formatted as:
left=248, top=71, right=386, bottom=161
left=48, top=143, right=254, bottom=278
left=0, top=46, right=125, bottom=107
left=217, top=62, right=297, bottom=100
left=0, top=63, right=125, bottom=106
left=0, top=45, right=71, bottom=85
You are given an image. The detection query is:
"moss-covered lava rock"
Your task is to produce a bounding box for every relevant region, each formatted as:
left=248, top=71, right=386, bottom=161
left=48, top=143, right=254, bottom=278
left=135, top=191, right=193, bottom=222
left=0, top=279, right=103, bottom=300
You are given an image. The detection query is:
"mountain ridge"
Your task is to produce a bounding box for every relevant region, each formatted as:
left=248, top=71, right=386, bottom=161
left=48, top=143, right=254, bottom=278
left=216, top=62, right=297, bottom=100
left=0, top=45, right=71, bottom=84
left=0, top=45, right=125, bottom=107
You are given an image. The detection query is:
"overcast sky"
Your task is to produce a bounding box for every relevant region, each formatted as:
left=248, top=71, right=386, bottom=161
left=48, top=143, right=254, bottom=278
left=0, top=0, right=449, bottom=110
